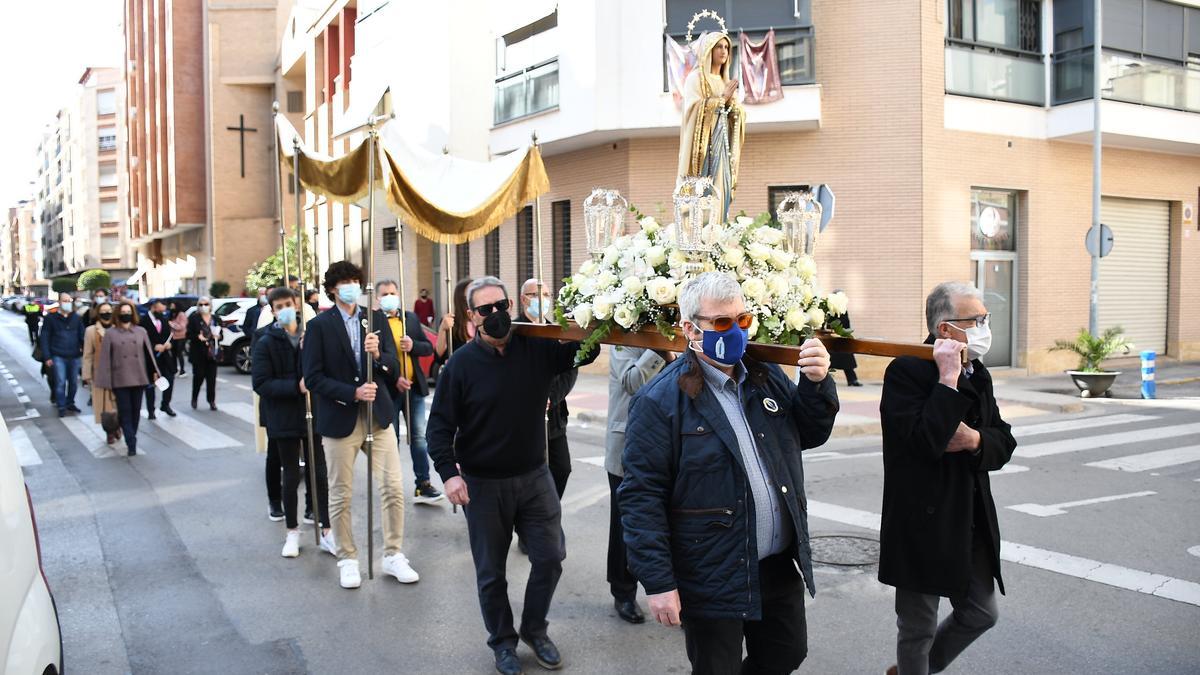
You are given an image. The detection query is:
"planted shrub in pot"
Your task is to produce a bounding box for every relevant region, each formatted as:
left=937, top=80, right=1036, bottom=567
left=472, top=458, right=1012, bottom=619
left=1050, top=327, right=1134, bottom=398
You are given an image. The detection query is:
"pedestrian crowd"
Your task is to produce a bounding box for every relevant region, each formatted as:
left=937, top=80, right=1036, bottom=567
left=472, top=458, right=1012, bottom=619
left=21, top=267, right=1015, bottom=674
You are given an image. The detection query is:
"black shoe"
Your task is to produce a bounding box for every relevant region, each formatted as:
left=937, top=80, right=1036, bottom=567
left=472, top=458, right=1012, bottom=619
left=127, top=448, right=137, bottom=456
left=148, top=411, right=157, bottom=420
left=848, top=380, right=864, bottom=387
left=413, top=481, right=445, bottom=504
left=161, top=406, right=177, bottom=417
left=614, top=598, right=646, bottom=624
left=519, top=635, right=561, bottom=670
left=57, top=408, right=67, bottom=417
left=494, top=648, right=523, bottom=675
left=191, top=397, right=198, bottom=410
left=209, top=402, right=217, bottom=411
left=268, top=503, right=285, bottom=522
left=69, top=404, right=82, bottom=412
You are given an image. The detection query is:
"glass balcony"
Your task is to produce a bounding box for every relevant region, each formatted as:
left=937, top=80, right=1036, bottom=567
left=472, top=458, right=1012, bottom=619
left=945, top=42, right=1045, bottom=105
left=494, top=59, right=559, bottom=125
left=1054, top=49, right=1200, bottom=112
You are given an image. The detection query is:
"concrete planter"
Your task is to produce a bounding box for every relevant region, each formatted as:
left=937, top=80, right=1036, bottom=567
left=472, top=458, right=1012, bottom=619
left=1067, top=370, right=1121, bottom=398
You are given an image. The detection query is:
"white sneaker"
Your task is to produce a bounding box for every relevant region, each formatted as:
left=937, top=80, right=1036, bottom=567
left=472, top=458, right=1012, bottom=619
left=281, top=530, right=301, bottom=558
left=381, top=552, right=419, bottom=584
left=338, top=559, right=362, bottom=589
left=319, top=532, right=337, bottom=557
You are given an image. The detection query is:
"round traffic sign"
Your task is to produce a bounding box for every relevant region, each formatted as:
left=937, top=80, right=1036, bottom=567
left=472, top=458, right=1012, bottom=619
left=1086, top=223, right=1114, bottom=258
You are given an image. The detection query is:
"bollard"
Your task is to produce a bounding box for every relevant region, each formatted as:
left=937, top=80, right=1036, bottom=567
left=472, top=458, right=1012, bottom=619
left=1140, top=350, right=1156, bottom=400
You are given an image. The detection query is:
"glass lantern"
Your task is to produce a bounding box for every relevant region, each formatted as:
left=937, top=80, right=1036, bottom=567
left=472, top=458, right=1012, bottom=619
left=776, top=190, right=823, bottom=257
left=583, top=188, right=628, bottom=260
left=673, top=177, right=719, bottom=266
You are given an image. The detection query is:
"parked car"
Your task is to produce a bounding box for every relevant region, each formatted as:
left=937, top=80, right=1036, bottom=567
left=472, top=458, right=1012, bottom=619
left=138, top=295, right=200, bottom=316
left=0, top=416, right=64, bottom=675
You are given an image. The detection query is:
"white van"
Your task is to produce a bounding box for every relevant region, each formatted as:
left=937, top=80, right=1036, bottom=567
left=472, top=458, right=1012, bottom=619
left=0, top=415, right=63, bottom=674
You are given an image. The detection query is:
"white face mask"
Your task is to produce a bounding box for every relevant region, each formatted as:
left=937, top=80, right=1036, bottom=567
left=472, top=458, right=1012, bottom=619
left=945, top=322, right=992, bottom=361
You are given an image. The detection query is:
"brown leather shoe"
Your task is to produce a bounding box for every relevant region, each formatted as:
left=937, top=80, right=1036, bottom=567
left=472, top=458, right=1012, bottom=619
left=886, top=666, right=897, bottom=675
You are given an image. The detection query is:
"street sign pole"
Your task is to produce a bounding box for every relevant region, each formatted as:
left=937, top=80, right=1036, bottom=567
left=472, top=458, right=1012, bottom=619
left=1090, top=0, right=1102, bottom=336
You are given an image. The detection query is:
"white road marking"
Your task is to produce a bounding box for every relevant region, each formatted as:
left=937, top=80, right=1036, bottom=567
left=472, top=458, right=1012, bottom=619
left=1085, top=446, right=1200, bottom=473
left=807, top=500, right=1200, bottom=607
left=1006, top=490, right=1157, bottom=517
left=1015, top=423, right=1200, bottom=458
left=12, top=386, right=23, bottom=394
left=1013, top=413, right=1158, bottom=438
left=60, top=415, right=132, bottom=458
left=807, top=450, right=883, bottom=462
left=218, top=402, right=257, bottom=423
left=560, top=483, right=610, bottom=514
left=216, top=377, right=229, bottom=383
left=1188, top=546, right=1200, bottom=559
left=576, top=456, right=606, bottom=468
left=10, top=426, right=42, bottom=466
left=235, top=384, right=252, bottom=391
left=140, top=410, right=240, bottom=450
left=16, top=395, right=29, bottom=403
left=992, top=464, right=1030, bottom=476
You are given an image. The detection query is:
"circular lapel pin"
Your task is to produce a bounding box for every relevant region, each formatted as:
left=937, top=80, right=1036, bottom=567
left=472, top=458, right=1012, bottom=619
left=360, top=318, right=369, bottom=329
left=763, top=397, right=779, bottom=413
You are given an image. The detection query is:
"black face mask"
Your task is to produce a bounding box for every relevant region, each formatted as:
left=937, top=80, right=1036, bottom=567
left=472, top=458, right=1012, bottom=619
left=481, top=310, right=512, bottom=339
left=98, top=313, right=112, bottom=322
left=118, top=314, right=133, bottom=324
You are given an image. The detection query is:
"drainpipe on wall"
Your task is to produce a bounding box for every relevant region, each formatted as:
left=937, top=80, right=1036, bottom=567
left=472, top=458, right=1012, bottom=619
left=202, top=0, right=216, bottom=296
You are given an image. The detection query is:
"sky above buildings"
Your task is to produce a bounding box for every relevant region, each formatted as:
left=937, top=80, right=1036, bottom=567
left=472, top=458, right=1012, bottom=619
left=0, top=0, right=123, bottom=208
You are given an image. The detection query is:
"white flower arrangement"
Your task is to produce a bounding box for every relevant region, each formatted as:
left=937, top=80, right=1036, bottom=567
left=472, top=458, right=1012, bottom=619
left=554, top=211, right=851, bottom=360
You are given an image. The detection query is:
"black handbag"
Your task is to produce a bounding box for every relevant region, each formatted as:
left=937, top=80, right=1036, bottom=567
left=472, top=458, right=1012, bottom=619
left=31, top=343, right=43, bottom=362
left=101, top=411, right=120, bottom=433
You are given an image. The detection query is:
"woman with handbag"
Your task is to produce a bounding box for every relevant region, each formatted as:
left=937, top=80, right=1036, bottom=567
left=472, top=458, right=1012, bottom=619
left=82, top=301, right=121, bottom=444
left=187, top=296, right=222, bottom=411
left=94, top=301, right=161, bottom=456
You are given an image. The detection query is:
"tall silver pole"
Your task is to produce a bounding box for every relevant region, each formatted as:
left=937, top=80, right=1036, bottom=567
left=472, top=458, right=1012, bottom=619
left=271, top=104, right=291, bottom=296
left=363, top=123, right=378, bottom=580
left=292, top=134, right=322, bottom=548
left=532, top=133, right=546, bottom=324
left=1089, top=0, right=1102, bottom=336
left=392, top=222, right=412, bottom=468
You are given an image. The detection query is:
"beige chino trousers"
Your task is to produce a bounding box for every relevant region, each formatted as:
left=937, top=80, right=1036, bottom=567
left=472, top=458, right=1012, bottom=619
left=324, top=409, right=406, bottom=560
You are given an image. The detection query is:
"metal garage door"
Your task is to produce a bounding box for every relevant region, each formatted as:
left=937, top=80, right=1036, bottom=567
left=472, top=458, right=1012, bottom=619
left=1098, top=197, right=1170, bottom=355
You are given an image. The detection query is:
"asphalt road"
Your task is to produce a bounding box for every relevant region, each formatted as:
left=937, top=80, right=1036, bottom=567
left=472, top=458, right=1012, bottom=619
left=5, top=312, right=1198, bottom=674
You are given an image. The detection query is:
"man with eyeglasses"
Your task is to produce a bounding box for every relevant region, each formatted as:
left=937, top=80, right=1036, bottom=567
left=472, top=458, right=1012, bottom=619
left=619, top=272, right=838, bottom=674
left=426, top=275, right=597, bottom=675
left=879, top=281, right=1016, bottom=675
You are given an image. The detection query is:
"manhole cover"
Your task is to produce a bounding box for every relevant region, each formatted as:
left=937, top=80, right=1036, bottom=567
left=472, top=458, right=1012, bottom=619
left=810, top=534, right=879, bottom=566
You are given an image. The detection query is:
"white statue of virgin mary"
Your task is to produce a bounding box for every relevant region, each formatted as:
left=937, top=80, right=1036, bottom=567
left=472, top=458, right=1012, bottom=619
left=676, top=31, right=745, bottom=221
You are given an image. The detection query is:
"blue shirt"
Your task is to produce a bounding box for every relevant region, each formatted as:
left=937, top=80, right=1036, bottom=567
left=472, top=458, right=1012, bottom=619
left=338, top=305, right=361, bottom=366
left=698, top=357, right=792, bottom=560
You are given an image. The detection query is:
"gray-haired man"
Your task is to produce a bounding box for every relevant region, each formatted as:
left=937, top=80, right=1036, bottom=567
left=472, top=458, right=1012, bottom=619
left=426, top=276, right=598, bottom=675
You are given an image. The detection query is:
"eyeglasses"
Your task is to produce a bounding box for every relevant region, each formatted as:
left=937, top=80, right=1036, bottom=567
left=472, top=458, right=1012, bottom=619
left=694, top=312, right=755, bottom=332
left=472, top=299, right=510, bottom=316
left=945, top=314, right=990, bottom=328
left=197, top=303, right=210, bottom=307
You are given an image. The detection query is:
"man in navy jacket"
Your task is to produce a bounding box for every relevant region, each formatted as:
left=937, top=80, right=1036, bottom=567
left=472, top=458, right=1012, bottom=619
left=301, top=261, right=417, bottom=590
left=40, top=292, right=86, bottom=417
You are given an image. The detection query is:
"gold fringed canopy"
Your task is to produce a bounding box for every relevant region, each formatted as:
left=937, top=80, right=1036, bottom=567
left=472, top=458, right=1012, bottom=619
left=275, top=113, right=549, bottom=245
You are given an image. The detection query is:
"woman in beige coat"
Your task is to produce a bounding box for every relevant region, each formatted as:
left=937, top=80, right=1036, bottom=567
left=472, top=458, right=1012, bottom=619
left=94, top=301, right=156, bottom=456
left=82, top=301, right=120, bottom=444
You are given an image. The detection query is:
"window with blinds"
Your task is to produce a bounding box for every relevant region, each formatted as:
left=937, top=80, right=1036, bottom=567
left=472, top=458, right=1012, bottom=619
left=456, top=242, right=470, bottom=281
left=485, top=229, right=500, bottom=277
left=516, top=205, right=534, bottom=285
left=551, top=200, right=571, bottom=292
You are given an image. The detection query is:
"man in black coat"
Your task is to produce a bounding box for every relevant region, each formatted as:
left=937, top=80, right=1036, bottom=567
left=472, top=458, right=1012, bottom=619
left=879, top=281, right=1017, bottom=675
left=142, top=298, right=178, bottom=418
left=302, top=261, right=417, bottom=590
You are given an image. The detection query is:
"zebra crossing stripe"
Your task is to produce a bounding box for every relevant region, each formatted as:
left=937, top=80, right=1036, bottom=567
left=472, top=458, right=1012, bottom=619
left=140, top=409, right=240, bottom=450
left=10, top=425, right=42, bottom=466
left=1015, top=423, right=1200, bottom=459
left=60, top=416, right=135, bottom=458
left=1013, top=414, right=1158, bottom=438
left=1085, top=446, right=1200, bottom=473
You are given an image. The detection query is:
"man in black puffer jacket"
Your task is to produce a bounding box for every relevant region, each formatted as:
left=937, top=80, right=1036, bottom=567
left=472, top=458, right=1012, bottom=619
left=620, top=272, right=839, bottom=674
left=252, top=287, right=332, bottom=559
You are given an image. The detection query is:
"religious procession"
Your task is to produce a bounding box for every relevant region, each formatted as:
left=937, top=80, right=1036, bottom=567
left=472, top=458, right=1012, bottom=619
left=5, top=1, right=1200, bottom=675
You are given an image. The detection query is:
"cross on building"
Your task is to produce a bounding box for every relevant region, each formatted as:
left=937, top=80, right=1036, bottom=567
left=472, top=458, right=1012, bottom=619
left=226, top=114, right=257, bottom=178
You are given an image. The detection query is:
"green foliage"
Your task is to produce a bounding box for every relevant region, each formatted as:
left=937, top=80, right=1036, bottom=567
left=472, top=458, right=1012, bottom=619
left=209, top=280, right=232, bottom=298
left=51, top=277, right=78, bottom=294
left=76, top=269, right=111, bottom=292
left=245, top=233, right=310, bottom=294
left=1050, top=327, right=1133, bottom=372
left=574, top=321, right=613, bottom=365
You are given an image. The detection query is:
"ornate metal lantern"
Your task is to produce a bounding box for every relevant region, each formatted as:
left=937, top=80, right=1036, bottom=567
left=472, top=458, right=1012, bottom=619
left=776, top=190, right=823, bottom=258
left=583, top=188, right=629, bottom=260
left=673, top=177, right=719, bottom=267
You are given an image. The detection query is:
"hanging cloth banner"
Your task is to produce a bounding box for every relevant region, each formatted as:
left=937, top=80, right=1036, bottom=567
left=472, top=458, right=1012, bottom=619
left=274, top=113, right=549, bottom=245
left=739, top=29, right=783, bottom=105
left=665, top=34, right=698, bottom=110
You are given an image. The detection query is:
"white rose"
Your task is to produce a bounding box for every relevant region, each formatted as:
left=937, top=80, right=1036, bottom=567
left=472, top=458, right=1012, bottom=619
left=639, top=216, right=661, bottom=235
left=622, top=276, right=645, bottom=296
left=631, top=234, right=650, bottom=253
left=577, top=277, right=598, bottom=297
left=826, top=291, right=849, bottom=316
left=572, top=303, right=593, bottom=329
left=748, top=315, right=760, bottom=337
left=578, top=260, right=598, bottom=277
left=603, top=247, right=620, bottom=266
left=767, top=274, right=790, bottom=298
left=785, top=307, right=808, bottom=331
left=795, top=254, right=817, bottom=280
left=800, top=285, right=815, bottom=306
left=754, top=226, right=785, bottom=246
left=645, top=245, right=667, bottom=267
left=614, top=235, right=632, bottom=250
left=742, top=277, right=768, bottom=303
left=617, top=254, right=634, bottom=270
left=593, top=297, right=614, bottom=320
left=769, top=249, right=794, bottom=270
left=734, top=215, right=755, bottom=227
left=723, top=247, right=745, bottom=268
left=668, top=249, right=688, bottom=269
left=645, top=277, right=677, bottom=305
left=613, top=303, right=638, bottom=329
left=747, top=242, right=772, bottom=262
left=807, top=306, right=825, bottom=328
left=596, top=271, right=618, bottom=290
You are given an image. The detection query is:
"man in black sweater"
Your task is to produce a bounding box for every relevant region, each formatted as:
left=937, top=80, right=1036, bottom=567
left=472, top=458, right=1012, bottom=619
left=427, top=276, right=597, bottom=675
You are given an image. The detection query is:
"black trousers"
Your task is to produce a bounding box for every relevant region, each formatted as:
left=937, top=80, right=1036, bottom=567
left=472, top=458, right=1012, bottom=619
left=145, top=372, right=174, bottom=411
left=173, top=340, right=187, bottom=374
left=607, top=472, right=638, bottom=601
left=27, top=322, right=39, bottom=345
left=114, top=386, right=144, bottom=454
left=547, top=433, right=571, bottom=499
left=682, top=553, right=808, bottom=675
left=277, top=436, right=329, bottom=530
left=265, top=438, right=283, bottom=505
left=191, top=361, right=217, bottom=404
left=463, top=465, right=564, bottom=652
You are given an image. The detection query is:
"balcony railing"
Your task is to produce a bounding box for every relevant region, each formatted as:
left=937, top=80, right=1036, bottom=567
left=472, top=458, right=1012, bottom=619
left=1054, top=48, right=1200, bottom=113
left=944, top=40, right=1045, bottom=106
left=494, top=58, right=559, bottom=126
left=663, top=27, right=816, bottom=94
left=98, top=135, right=117, bottom=151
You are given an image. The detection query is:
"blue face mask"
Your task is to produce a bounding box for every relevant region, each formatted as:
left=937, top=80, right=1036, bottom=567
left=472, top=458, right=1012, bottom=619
left=691, top=324, right=748, bottom=366
left=337, top=283, right=361, bottom=304
left=527, top=299, right=545, bottom=318
left=379, top=295, right=400, bottom=313
left=276, top=307, right=297, bottom=326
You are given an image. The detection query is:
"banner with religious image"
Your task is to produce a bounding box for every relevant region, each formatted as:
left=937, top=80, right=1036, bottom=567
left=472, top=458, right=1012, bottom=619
left=739, top=29, right=784, bottom=105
